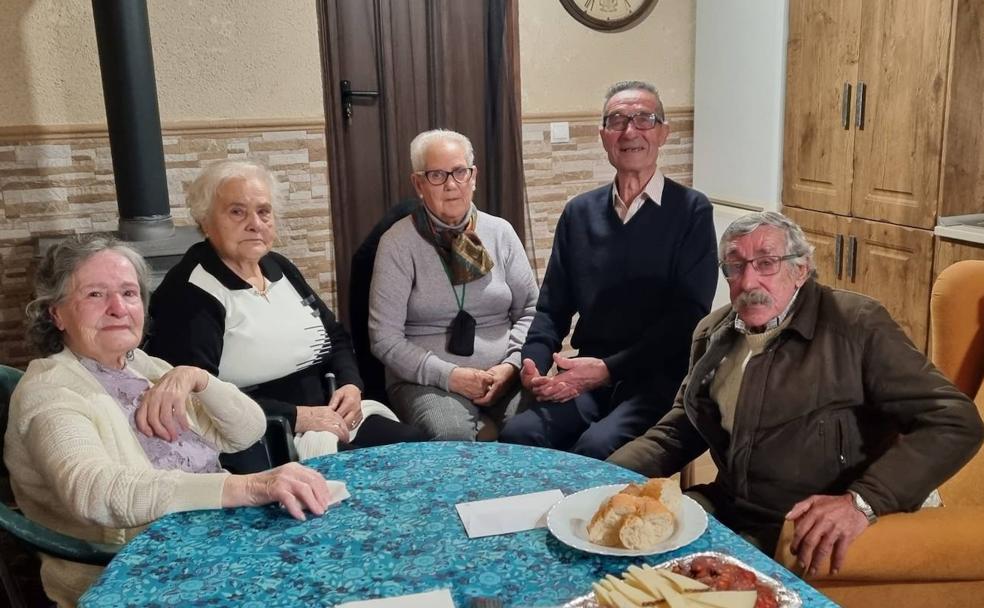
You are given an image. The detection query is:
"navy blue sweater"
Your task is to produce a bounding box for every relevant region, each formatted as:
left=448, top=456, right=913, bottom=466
left=523, top=178, right=718, bottom=394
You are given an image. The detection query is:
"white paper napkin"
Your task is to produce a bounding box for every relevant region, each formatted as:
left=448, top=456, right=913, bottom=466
left=335, top=588, right=455, bottom=607
left=326, top=480, right=350, bottom=507
left=456, top=489, right=565, bottom=538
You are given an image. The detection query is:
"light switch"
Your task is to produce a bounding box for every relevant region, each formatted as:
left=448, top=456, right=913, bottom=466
left=550, top=121, right=570, bottom=143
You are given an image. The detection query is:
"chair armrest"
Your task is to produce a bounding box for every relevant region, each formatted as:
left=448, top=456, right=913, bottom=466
left=265, top=415, right=299, bottom=467
left=0, top=502, right=119, bottom=566
left=776, top=506, right=984, bottom=581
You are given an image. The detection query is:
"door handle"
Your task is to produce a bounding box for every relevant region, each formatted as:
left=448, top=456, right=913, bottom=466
left=841, top=83, right=852, bottom=130
left=855, top=81, right=866, bottom=130
left=834, top=234, right=844, bottom=280
left=340, top=79, right=380, bottom=122
left=847, top=235, right=858, bottom=281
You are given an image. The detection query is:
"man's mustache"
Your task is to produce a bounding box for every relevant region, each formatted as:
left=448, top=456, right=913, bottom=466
left=736, top=289, right=773, bottom=308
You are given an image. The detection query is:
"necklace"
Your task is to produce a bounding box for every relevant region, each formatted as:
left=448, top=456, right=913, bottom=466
left=253, top=277, right=270, bottom=300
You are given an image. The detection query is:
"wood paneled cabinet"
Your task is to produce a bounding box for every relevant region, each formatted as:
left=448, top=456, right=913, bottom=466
left=785, top=207, right=934, bottom=351
left=783, top=0, right=951, bottom=230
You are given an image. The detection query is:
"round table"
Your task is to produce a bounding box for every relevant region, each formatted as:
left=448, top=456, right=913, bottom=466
left=80, top=442, right=834, bottom=607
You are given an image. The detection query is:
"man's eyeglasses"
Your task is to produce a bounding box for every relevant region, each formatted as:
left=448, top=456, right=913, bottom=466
left=417, top=167, right=475, bottom=186
left=602, top=112, right=664, bottom=132
left=720, top=254, right=802, bottom=280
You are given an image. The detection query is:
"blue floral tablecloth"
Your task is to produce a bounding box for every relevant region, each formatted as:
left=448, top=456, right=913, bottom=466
left=80, top=442, right=836, bottom=607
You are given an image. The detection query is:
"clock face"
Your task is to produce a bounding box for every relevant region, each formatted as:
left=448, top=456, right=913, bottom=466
left=560, top=0, right=658, bottom=32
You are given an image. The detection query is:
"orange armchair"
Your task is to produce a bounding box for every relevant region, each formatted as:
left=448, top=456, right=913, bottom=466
left=775, top=260, right=984, bottom=608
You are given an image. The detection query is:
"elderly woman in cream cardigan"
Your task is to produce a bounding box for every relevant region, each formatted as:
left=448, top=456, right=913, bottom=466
left=4, top=234, right=333, bottom=607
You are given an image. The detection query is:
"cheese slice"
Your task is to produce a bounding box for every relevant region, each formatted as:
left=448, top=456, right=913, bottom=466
left=605, top=574, right=657, bottom=605
left=593, top=582, right=616, bottom=608
left=648, top=577, right=690, bottom=608
left=654, top=568, right=710, bottom=592
left=625, top=565, right=667, bottom=600
left=687, top=590, right=758, bottom=608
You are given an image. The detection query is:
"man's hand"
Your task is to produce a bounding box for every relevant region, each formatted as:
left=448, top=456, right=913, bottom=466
left=786, top=493, right=870, bottom=576
left=473, top=363, right=518, bottom=406
left=552, top=354, right=609, bottom=393
left=449, top=367, right=495, bottom=400
left=519, top=355, right=610, bottom=402
left=327, top=384, right=363, bottom=430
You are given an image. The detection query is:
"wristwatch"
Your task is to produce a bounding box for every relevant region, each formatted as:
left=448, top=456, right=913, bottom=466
left=848, top=490, right=877, bottom=524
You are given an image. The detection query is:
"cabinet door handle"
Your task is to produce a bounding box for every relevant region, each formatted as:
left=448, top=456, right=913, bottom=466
left=841, top=83, right=852, bottom=130
left=855, top=81, right=866, bottom=130
left=834, top=234, right=844, bottom=280
left=847, top=235, right=858, bottom=281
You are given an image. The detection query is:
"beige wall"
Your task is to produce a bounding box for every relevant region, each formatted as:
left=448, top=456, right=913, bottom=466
left=0, top=0, right=323, bottom=127
left=519, top=0, right=696, bottom=115
left=1, top=0, right=695, bottom=127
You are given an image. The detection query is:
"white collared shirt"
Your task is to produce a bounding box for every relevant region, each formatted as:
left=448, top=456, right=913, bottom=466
left=612, top=169, right=664, bottom=223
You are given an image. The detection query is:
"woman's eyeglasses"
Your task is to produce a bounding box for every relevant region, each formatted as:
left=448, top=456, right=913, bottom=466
left=418, top=167, right=475, bottom=186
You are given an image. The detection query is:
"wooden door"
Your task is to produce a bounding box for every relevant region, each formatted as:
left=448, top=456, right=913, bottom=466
left=318, top=1, right=525, bottom=322
left=318, top=1, right=432, bottom=321
left=782, top=0, right=860, bottom=215
left=851, top=0, right=952, bottom=229
left=844, top=217, right=934, bottom=350
left=783, top=206, right=847, bottom=288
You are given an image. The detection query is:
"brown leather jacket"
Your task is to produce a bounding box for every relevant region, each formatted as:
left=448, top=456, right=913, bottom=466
left=608, top=279, right=984, bottom=524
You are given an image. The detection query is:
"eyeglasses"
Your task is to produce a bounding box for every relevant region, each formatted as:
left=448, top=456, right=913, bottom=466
left=602, top=112, right=664, bottom=131
left=417, top=166, right=474, bottom=186
left=720, top=254, right=802, bottom=280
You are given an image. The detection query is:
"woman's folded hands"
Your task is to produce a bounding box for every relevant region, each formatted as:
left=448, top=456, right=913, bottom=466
left=449, top=367, right=495, bottom=401
left=222, top=462, right=333, bottom=521
left=472, top=363, right=518, bottom=406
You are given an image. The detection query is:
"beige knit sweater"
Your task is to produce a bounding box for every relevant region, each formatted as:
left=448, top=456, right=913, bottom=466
left=3, top=348, right=266, bottom=607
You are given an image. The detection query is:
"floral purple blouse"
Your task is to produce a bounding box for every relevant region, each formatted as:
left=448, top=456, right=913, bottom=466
left=80, top=356, right=222, bottom=473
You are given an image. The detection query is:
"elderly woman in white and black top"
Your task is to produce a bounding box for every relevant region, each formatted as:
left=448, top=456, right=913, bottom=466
left=146, top=160, right=424, bottom=472
left=369, top=129, right=539, bottom=440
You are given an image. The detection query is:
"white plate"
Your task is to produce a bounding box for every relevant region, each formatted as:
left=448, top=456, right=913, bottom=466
left=546, top=483, right=708, bottom=557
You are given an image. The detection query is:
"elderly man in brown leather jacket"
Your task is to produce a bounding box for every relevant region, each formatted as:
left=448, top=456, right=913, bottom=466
left=608, top=211, right=983, bottom=576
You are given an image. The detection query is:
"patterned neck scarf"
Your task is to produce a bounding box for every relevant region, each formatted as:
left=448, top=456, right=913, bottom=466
left=411, top=203, right=494, bottom=285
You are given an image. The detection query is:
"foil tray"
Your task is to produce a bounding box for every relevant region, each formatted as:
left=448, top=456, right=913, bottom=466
left=562, top=551, right=802, bottom=608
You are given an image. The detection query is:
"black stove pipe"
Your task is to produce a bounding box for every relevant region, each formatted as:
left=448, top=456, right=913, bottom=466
left=91, top=0, right=174, bottom=240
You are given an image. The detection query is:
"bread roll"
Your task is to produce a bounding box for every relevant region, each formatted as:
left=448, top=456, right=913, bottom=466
left=587, top=478, right=681, bottom=550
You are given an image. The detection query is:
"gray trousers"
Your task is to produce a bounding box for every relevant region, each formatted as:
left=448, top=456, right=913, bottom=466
left=387, top=381, right=522, bottom=441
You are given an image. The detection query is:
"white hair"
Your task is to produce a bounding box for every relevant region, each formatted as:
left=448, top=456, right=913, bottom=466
left=185, top=160, right=279, bottom=228
left=720, top=211, right=817, bottom=278
left=602, top=80, right=665, bottom=122
left=409, top=129, right=475, bottom=172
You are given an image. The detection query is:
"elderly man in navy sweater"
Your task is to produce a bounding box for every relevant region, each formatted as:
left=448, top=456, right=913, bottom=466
left=499, top=80, right=718, bottom=459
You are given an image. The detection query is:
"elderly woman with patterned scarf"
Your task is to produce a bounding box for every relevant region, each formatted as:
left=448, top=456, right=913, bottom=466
left=369, top=129, right=539, bottom=440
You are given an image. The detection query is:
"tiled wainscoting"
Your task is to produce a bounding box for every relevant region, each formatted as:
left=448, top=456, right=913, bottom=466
left=0, top=111, right=693, bottom=366
left=0, top=121, right=333, bottom=366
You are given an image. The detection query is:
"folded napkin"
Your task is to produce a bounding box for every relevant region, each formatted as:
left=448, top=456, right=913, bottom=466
left=335, top=588, right=455, bottom=607
left=456, top=489, right=565, bottom=538
left=326, top=480, right=350, bottom=507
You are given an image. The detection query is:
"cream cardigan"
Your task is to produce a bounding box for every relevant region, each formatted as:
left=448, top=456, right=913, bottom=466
left=3, top=348, right=266, bottom=607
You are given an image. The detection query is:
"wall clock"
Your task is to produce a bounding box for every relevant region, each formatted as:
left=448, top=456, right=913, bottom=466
left=559, top=0, right=659, bottom=32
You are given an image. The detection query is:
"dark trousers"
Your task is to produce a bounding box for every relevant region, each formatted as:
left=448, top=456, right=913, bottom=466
left=340, top=414, right=428, bottom=449
left=686, top=483, right=782, bottom=556
left=498, top=381, right=671, bottom=460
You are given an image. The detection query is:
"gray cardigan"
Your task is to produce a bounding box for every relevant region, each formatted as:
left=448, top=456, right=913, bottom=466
left=368, top=210, right=539, bottom=391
